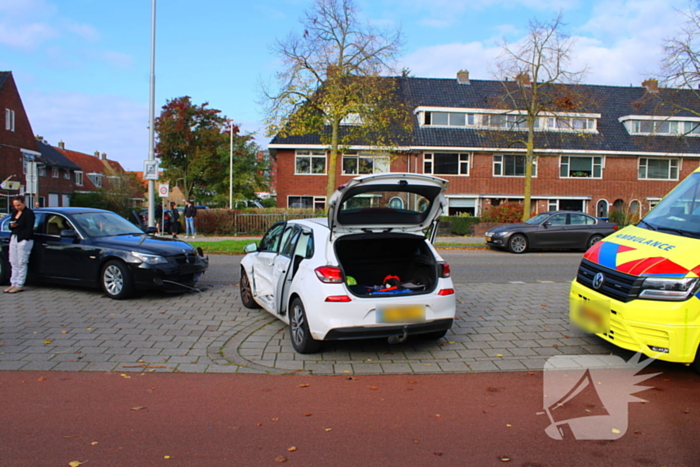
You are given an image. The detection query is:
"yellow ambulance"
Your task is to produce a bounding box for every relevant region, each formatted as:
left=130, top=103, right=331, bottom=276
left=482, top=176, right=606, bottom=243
left=570, top=168, right=700, bottom=372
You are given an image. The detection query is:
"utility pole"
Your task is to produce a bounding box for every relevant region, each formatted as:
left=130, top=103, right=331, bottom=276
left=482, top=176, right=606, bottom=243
left=147, top=0, right=157, bottom=227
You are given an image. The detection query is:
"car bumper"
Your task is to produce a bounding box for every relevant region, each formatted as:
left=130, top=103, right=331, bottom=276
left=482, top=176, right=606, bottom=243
left=485, top=235, right=508, bottom=248
left=324, top=318, right=454, bottom=340
left=569, top=279, right=700, bottom=364
left=130, top=257, right=208, bottom=292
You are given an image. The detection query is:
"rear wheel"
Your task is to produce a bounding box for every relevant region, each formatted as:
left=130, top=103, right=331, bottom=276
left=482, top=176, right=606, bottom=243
left=289, top=297, right=321, bottom=354
left=587, top=234, right=604, bottom=249
left=508, top=234, right=528, bottom=254
left=101, top=260, right=134, bottom=300
left=240, top=268, right=259, bottom=309
left=691, top=345, right=700, bottom=374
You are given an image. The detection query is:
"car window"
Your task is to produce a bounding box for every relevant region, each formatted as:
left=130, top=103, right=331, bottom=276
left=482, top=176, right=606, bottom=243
left=259, top=223, right=286, bottom=252
left=280, top=226, right=302, bottom=257
left=548, top=214, right=567, bottom=226
left=73, top=212, right=143, bottom=237
left=295, top=231, right=314, bottom=259
left=45, top=214, right=75, bottom=236
left=569, top=214, right=593, bottom=225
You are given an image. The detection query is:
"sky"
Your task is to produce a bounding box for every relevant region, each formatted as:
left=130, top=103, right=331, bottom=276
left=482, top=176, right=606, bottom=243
left=0, top=0, right=694, bottom=171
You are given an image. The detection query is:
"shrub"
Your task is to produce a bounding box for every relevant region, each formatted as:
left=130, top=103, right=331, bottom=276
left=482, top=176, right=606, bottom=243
left=439, top=215, right=480, bottom=235
left=480, top=202, right=525, bottom=223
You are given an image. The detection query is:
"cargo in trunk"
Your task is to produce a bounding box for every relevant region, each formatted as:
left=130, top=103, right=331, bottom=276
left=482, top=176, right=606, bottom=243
left=334, top=234, right=438, bottom=297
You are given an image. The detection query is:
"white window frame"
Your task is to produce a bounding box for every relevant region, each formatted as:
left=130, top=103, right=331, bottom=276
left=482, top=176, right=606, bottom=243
left=38, top=166, right=47, bottom=177
left=63, top=169, right=71, bottom=179
left=342, top=151, right=390, bottom=175
left=75, top=171, right=84, bottom=186
left=638, top=157, right=679, bottom=180
left=295, top=150, right=327, bottom=175
left=288, top=195, right=326, bottom=210
left=493, top=154, right=537, bottom=177
left=423, top=153, right=470, bottom=176
left=5, top=108, right=15, bottom=131
left=621, top=115, right=700, bottom=136
left=560, top=155, right=604, bottom=179
left=87, top=173, right=103, bottom=188
left=52, top=167, right=59, bottom=178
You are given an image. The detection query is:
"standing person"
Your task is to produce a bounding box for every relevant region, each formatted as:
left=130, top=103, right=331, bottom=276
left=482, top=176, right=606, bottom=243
left=155, top=203, right=163, bottom=234
left=5, top=195, right=35, bottom=294
left=169, top=202, right=180, bottom=239
left=184, top=200, right=197, bottom=238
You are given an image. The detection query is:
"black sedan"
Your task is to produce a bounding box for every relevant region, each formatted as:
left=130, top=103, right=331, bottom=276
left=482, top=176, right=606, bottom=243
left=0, top=207, right=208, bottom=299
left=485, top=211, right=618, bottom=254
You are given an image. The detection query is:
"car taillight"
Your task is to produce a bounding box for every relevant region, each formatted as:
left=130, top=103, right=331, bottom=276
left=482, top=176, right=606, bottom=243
left=438, top=288, right=455, bottom=296
left=439, top=262, right=451, bottom=278
left=613, top=225, right=619, bottom=231
left=315, top=266, right=344, bottom=283
left=325, top=295, right=351, bottom=302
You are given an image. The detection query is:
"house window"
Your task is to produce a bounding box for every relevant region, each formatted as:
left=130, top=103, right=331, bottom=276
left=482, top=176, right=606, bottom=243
left=75, top=171, right=84, bottom=186
left=342, top=152, right=389, bottom=175
left=424, top=153, right=469, bottom=175
left=87, top=173, right=103, bottom=188
left=38, top=166, right=47, bottom=177
left=288, top=196, right=325, bottom=210
left=5, top=109, right=15, bottom=131
left=424, top=112, right=474, bottom=127
left=295, top=150, right=326, bottom=174
left=560, top=156, right=603, bottom=178
left=638, top=158, right=679, bottom=180
left=493, top=155, right=536, bottom=177
left=52, top=167, right=59, bottom=178
left=64, top=169, right=70, bottom=179
left=483, top=114, right=528, bottom=130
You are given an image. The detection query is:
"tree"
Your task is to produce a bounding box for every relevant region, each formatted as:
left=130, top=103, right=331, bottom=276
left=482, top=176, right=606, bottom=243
left=493, top=14, right=588, bottom=221
left=154, top=96, right=227, bottom=201
left=264, top=0, right=411, bottom=202
left=661, top=2, right=700, bottom=93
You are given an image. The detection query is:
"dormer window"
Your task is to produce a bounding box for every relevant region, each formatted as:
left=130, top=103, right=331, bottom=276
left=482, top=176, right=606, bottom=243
left=87, top=173, right=103, bottom=188
left=424, top=111, right=474, bottom=127
left=620, top=116, right=700, bottom=136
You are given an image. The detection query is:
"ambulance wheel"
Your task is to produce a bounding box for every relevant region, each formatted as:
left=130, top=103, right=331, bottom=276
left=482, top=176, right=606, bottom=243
left=508, top=234, right=528, bottom=254
left=587, top=234, right=604, bottom=249
left=692, top=345, right=700, bottom=374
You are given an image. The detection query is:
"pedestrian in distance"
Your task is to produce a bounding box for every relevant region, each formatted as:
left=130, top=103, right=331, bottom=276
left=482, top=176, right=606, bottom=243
left=169, top=202, right=180, bottom=239
left=184, top=200, right=197, bottom=238
left=5, top=195, right=35, bottom=294
left=155, top=203, right=163, bottom=234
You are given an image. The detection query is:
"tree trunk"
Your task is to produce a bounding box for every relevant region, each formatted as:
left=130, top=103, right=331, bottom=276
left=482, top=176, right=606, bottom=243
left=325, top=118, right=341, bottom=208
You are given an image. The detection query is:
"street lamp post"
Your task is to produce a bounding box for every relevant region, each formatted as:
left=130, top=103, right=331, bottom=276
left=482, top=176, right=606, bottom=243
left=229, top=121, right=234, bottom=209
left=147, top=0, right=157, bottom=227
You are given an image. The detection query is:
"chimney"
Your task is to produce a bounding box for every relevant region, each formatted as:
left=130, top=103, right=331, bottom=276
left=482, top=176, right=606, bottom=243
left=642, top=79, right=659, bottom=93
left=94, top=151, right=100, bottom=158
left=58, top=141, right=65, bottom=149
left=101, top=152, right=107, bottom=160
left=515, top=72, right=531, bottom=87
left=457, top=70, right=470, bottom=85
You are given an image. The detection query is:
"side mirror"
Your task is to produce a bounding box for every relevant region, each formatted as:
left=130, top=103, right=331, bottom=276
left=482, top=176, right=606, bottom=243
left=244, top=243, right=259, bottom=254
left=60, top=229, right=78, bottom=238
left=543, top=222, right=551, bottom=228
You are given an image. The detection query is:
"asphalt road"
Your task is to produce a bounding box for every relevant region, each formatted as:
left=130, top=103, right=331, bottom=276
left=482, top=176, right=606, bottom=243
left=201, top=249, right=583, bottom=288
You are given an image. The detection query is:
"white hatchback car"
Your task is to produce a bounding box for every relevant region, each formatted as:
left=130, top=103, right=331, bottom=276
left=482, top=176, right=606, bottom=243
left=239, top=173, right=456, bottom=353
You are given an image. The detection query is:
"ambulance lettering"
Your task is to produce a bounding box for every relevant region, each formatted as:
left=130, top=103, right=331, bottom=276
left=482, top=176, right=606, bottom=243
left=613, top=233, right=676, bottom=252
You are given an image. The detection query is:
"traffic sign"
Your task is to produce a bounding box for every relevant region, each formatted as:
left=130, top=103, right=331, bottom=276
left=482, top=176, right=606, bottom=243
left=158, top=184, right=169, bottom=197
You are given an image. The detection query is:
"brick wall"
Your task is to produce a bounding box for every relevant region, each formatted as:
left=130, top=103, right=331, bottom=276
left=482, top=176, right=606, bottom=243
left=273, top=148, right=700, bottom=215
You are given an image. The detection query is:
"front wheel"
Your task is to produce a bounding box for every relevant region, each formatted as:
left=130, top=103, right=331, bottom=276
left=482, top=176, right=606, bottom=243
left=587, top=234, right=604, bottom=249
left=691, top=345, right=700, bottom=374
left=240, top=268, right=259, bottom=309
left=101, top=260, right=135, bottom=300
left=289, top=297, right=321, bottom=354
left=508, top=234, right=528, bottom=254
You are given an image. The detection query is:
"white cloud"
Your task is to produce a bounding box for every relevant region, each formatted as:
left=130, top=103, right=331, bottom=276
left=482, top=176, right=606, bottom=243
left=23, top=90, right=149, bottom=172
left=400, top=42, right=502, bottom=79
left=0, top=21, right=59, bottom=50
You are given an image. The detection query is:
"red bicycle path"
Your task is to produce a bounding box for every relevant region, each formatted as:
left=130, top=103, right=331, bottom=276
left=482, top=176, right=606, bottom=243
left=1, top=367, right=698, bottom=467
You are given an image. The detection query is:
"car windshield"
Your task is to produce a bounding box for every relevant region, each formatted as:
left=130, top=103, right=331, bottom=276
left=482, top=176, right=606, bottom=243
left=337, top=185, right=441, bottom=226
left=642, top=172, right=700, bottom=238
left=73, top=212, right=145, bottom=237
left=525, top=213, right=551, bottom=225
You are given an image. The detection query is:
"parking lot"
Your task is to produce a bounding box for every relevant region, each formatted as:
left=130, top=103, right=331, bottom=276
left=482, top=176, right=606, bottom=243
left=0, top=253, right=626, bottom=375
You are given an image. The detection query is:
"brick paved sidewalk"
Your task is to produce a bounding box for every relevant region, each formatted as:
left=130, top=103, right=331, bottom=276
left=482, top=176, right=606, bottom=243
left=0, top=279, right=620, bottom=375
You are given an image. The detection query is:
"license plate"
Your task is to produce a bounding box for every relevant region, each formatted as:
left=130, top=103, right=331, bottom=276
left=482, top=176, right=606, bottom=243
left=377, top=305, right=425, bottom=323
left=571, top=298, right=609, bottom=334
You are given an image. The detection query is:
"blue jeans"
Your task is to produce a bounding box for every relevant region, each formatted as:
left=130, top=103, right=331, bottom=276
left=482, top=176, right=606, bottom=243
left=186, top=217, right=196, bottom=236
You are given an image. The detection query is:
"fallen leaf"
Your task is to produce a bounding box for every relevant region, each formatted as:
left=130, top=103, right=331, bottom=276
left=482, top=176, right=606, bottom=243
left=499, top=456, right=511, bottom=462
left=304, top=413, right=312, bottom=417
left=434, top=452, right=443, bottom=456
left=44, top=340, right=51, bottom=345
left=552, top=344, right=559, bottom=348
left=130, top=406, right=147, bottom=411
left=435, top=414, right=441, bottom=417
left=90, top=441, right=98, bottom=446
left=271, top=418, right=279, bottom=421
left=119, top=374, right=131, bottom=379
left=37, top=376, right=47, bottom=382
left=275, top=456, right=287, bottom=463
left=324, top=428, right=332, bottom=432
left=683, top=408, right=691, bottom=414
left=86, top=328, right=92, bottom=331
left=368, top=386, right=379, bottom=390
left=298, top=384, right=310, bottom=388
left=61, top=331, right=68, bottom=334
left=413, top=439, right=420, bottom=443
left=612, top=428, right=621, bottom=434
left=527, top=372, right=535, bottom=375
left=164, top=455, right=170, bottom=459
left=506, top=424, right=512, bottom=428
left=496, top=354, right=504, bottom=357
left=68, top=462, right=87, bottom=467
left=287, top=446, right=297, bottom=452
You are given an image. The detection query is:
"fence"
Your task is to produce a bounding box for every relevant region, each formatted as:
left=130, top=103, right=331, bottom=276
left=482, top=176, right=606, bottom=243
left=196, top=210, right=325, bottom=235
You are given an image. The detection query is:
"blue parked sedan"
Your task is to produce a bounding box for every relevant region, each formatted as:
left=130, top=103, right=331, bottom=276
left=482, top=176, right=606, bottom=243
left=0, top=207, right=208, bottom=299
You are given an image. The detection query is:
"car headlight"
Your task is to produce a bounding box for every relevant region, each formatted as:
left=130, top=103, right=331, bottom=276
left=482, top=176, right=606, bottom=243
left=638, top=277, right=700, bottom=301
left=131, top=251, right=168, bottom=265
left=488, top=231, right=506, bottom=237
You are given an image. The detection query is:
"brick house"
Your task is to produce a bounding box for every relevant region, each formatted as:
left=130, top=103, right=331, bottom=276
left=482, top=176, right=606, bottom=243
left=1, top=71, right=78, bottom=212
left=269, top=73, right=700, bottom=219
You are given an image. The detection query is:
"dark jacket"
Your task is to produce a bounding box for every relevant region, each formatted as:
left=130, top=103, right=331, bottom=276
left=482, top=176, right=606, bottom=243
left=9, top=208, right=35, bottom=242
left=184, top=204, right=197, bottom=218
